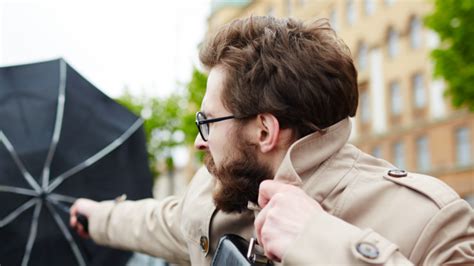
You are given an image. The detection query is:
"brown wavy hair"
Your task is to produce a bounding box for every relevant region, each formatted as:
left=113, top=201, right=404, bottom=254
left=199, top=16, right=358, bottom=138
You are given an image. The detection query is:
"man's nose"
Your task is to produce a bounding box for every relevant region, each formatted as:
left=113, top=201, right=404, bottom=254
left=194, top=134, right=208, bottom=151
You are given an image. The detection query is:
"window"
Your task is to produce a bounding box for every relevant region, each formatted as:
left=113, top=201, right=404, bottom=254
left=416, top=136, right=430, bottom=172
left=346, top=0, right=356, bottom=25
left=286, top=0, right=292, bottom=16
left=393, top=141, right=405, bottom=169
left=410, top=16, right=423, bottom=49
left=330, top=9, right=338, bottom=31
left=364, top=0, right=376, bottom=16
left=267, top=6, right=275, bottom=16
left=412, top=73, right=425, bottom=108
left=464, top=194, right=474, bottom=208
left=388, top=27, right=399, bottom=58
left=358, top=42, right=368, bottom=71
left=390, top=81, right=402, bottom=115
left=360, top=90, right=370, bottom=123
left=372, top=146, right=382, bottom=158
left=456, top=127, right=471, bottom=166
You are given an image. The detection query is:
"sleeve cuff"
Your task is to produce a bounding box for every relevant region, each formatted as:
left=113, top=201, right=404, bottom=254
left=89, top=200, right=116, bottom=245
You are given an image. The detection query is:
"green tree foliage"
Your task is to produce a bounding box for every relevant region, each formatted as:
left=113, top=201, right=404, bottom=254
left=115, top=67, right=207, bottom=176
left=425, top=0, right=474, bottom=111
left=181, top=67, right=208, bottom=145
left=117, top=91, right=185, bottom=176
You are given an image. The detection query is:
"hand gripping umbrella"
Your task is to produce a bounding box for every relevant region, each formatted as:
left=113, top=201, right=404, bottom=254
left=0, top=59, right=153, bottom=266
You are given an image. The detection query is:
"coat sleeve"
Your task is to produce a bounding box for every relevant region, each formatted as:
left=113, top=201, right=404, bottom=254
left=281, top=199, right=474, bottom=265
left=88, top=195, right=190, bottom=264
left=281, top=211, right=413, bottom=265
left=418, top=199, right=474, bottom=265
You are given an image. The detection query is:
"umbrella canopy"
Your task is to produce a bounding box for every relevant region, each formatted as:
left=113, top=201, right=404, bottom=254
left=0, top=59, right=153, bottom=266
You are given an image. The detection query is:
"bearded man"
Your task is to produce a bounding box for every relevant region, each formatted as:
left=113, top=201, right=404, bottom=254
left=70, top=16, right=474, bottom=265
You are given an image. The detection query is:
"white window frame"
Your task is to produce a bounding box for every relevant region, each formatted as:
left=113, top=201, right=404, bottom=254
left=410, top=16, right=423, bottom=49
left=388, top=28, right=399, bottom=58
left=346, top=0, right=357, bottom=26
left=393, top=141, right=405, bottom=169
left=358, top=42, right=368, bottom=71
left=456, top=127, right=471, bottom=166
left=390, top=81, right=402, bottom=115
left=413, top=73, right=425, bottom=108
left=360, top=90, right=371, bottom=123
left=416, top=136, right=430, bottom=172
left=330, top=9, right=338, bottom=31
left=372, top=146, right=382, bottom=158
left=364, top=0, right=376, bottom=16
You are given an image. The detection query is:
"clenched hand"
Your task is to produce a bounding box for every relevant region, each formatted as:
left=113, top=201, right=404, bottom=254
left=254, top=180, right=323, bottom=262
left=70, top=198, right=99, bottom=239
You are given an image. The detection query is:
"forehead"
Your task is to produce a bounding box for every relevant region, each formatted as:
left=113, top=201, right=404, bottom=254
left=201, top=66, right=228, bottom=116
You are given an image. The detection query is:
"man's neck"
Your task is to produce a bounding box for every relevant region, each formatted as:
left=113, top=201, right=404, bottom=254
left=267, top=128, right=297, bottom=177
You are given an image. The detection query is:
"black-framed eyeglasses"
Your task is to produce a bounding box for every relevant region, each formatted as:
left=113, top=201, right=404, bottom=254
left=195, top=111, right=235, bottom=141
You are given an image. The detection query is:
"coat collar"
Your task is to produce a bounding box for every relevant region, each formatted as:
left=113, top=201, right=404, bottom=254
left=247, top=118, right=352, bottom=212
left=273, top=118, right=352, bottom=186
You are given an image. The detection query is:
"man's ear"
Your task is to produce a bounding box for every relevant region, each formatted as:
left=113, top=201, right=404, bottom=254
left=256, top=114, right=280, bottom=153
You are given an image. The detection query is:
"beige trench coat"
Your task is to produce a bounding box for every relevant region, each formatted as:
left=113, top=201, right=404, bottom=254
left=89, top=118, right=474, bottom=265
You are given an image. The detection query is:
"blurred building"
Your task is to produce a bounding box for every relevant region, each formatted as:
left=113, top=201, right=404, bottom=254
left=207, top=0, right=474, bottom=202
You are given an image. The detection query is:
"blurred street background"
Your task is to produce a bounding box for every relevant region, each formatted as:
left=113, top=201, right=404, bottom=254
left=1, top=0, right=473, bottom=209
left=150, top=0, right=474, bottom=210
left=1, top=0, right=473, bottom=264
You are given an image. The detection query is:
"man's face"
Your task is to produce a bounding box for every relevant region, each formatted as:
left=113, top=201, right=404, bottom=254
left=204, top=133, right=273, bottom=213
left=194, top=66, right=273, bottom=213
left=194, top=66, right=234, bottom=167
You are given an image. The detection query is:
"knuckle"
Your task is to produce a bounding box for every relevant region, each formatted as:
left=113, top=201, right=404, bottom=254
left=286, top=184, right=301, bottom=194
left=272, top=192, right=285, bottom=203
left=266, top=210, right=279, bottom=222
left=260, top=224, right=272, bottom=242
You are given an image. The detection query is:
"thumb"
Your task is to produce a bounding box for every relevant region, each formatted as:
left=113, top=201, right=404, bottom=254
left=258, top=180, right=290, bottom=208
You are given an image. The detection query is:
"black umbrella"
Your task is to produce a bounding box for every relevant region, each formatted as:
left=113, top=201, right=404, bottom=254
left=0, top=59, right=153, bottom=266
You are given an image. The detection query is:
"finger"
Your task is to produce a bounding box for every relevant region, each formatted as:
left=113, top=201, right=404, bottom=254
left=258, top=180, right=290, bottom=208
left=69, top=202, right=79, bottom=227
left=69, top=199, right=92, bottom=239
left=70, top=199, right=85, bottom=229
left=259, top=224, right=282, bottom=263
left=266, top=250, right=281, bottom=263
left=70, top=215, right=77, bottom=228
left=254, top=205, right=270, bottom=246
left=77, top=225, right=90, bottom=239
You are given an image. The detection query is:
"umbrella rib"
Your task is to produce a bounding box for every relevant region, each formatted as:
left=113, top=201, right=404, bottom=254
left=47, top=118, right=144, bottom=193
left=21, top=199, right=42, bottom=266
left=48, top=193, right=77, bottom=204
left=41, top=59, right=67, bottom=190
left=0, top=185, right=38, bottom=197
left=45, top=202, right=86, bottom=266
left=0, top=197, right=37, bottom=228
left=0, top=131, right=42, bottom=193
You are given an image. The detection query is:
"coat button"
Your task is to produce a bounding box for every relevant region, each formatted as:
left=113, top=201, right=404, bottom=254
left=356, top=242, right=379, bottom=259
left=200, top=236, right=209, bottom=253
left=387, top=169, right=407, bottom=178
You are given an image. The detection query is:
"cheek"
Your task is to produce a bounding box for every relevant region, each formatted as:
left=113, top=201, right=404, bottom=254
left=208, top=146, right=224, bottom=167
left=208, top=140, right=234, bottom=167
left=208, top=125, right=235, bottom=164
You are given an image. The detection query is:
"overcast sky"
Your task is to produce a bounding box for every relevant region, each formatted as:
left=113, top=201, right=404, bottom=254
left=0, top=0, right=210, bottom=98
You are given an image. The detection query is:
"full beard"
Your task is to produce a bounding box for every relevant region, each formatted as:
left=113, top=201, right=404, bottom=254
left=204, top=140, right=273, bottom=213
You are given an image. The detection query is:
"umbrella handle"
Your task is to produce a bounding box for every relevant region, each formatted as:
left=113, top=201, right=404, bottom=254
left=76, top=213, right=89, bottom=234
